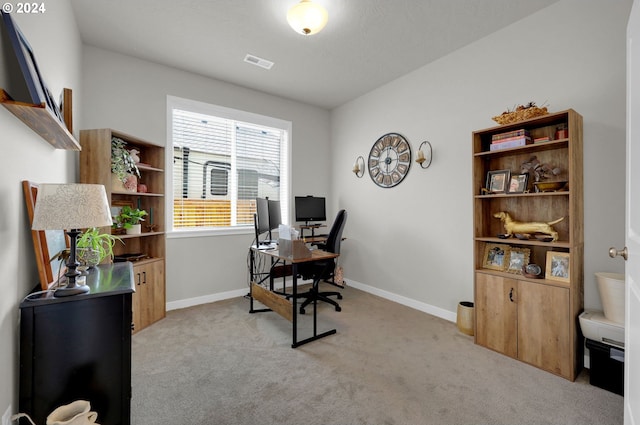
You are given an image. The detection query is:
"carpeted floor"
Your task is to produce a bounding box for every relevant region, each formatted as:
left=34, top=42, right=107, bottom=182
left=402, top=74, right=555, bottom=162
left=131, top=284, right=623, bottom=425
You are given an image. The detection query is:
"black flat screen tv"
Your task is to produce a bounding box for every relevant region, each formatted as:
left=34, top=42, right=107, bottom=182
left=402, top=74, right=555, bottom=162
left=294, top=196, right=326, bottom=224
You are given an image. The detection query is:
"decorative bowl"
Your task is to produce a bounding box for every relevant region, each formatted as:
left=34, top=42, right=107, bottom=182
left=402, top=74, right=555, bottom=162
left=534, top=181, right=567, bottom=192
left=522, top=264, right=543, bottom=278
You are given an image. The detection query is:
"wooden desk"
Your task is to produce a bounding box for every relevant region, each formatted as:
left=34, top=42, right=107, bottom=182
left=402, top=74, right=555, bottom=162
left=249, top=247, right=339, bottom=348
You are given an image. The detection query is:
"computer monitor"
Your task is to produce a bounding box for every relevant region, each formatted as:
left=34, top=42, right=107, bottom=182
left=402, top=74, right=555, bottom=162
left=267, top=199, right=282, bottom=231
left=294, top=196, right=326, bottom=224
left=254, top=197, right=270, bottom=248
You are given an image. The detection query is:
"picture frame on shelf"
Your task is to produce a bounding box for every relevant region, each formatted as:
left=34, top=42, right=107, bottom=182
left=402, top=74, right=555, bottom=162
left=483, top=243, right=511, bottom=271
left=545, top=251, right=570, bottom=282
left=110, top=199, right=134, bottom=218
left=506, top=247, right=530, bottom=274
left=0, top=11, right=64, bottom=124
left=485, top=169, right=510, bottom=193
left=111, top=199, right=134, bottom=233
left=508, top=173, right=529, bottom=193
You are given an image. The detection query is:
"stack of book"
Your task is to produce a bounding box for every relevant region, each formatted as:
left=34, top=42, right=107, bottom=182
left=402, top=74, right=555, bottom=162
left=490, top=129, right=531, bottom=151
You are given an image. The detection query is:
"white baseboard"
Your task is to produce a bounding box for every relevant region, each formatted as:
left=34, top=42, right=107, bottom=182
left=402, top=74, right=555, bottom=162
left=166, top=277, right=457, bottom=324
left=166, top=288, right=248, bottom=311
left=346, top=279, right=457, bottom=323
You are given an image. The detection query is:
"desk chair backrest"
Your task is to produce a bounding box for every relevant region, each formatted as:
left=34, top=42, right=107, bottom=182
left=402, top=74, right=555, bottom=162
left=325, top=209, right=347, bottom=254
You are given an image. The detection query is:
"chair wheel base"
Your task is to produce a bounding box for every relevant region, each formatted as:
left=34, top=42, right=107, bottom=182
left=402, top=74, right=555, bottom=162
left=335, top=306, right=341, bottom=312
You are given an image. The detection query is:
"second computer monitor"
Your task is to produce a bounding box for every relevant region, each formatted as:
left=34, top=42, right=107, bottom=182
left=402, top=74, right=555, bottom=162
left=294, top=196, right=326, bottom=224
left=255, top=197, right=270, bottom=235
left=267, top=199, right=282, bottom=231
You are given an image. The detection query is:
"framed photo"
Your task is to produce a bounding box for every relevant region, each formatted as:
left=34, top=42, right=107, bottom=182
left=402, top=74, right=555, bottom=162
left=1, top=11, right=64, bottom=123
left=506, top=247, right=530, bottom=274
left=483, top=243, right=511, bottom=271
left=545, top=251, right=570, bottom=282
left=111, top=199, right=134, bottom=223
left=485, top=170, right=511, bottom=193
left=508, top=173, right=529, bottom=193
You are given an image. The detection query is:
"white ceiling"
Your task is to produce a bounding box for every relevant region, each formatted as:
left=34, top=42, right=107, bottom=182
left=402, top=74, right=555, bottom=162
left=69, top=0, right=559, bottom=110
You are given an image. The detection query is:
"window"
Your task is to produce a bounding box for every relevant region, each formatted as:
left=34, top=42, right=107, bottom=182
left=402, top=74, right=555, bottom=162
left=168, top=96, right=290, bottom=235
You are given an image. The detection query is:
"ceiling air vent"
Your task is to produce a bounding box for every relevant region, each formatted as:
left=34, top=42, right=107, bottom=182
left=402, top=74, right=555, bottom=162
left=244, top=54, right=274, bottom=70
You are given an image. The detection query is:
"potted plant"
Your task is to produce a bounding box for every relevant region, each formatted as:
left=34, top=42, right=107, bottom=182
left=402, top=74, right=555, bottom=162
left=51, top=228, right=123, bottom=279
left=114, top=205, right=147, bottom=235
left=111, top=137, right=140, bottom=192
left=76, top=227, right=123, bottom=266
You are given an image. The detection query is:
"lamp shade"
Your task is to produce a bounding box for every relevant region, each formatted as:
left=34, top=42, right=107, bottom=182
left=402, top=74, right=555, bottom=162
left=287, top=0, right=328, bottom=35
left=32, top=184, right=113, bottom=230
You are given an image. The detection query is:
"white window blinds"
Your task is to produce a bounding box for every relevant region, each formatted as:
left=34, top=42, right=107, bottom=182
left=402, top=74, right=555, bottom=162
left=169, top=99, right=289, bottom=232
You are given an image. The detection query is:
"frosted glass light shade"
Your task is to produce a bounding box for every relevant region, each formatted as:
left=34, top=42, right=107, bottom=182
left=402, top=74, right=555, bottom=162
left=32, top=184, right=113, bottom=230
left=287, top=0, right=328, bottom=35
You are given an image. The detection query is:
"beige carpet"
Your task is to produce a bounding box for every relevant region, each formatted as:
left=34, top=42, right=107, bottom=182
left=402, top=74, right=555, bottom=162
left=131, top=284, right=623, bottom=425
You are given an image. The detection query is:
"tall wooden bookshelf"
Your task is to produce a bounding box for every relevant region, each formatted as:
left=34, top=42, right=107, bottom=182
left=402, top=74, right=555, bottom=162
left=472, top=109, right=584, bottom=380
left=79, top=129, right=166, bottom=332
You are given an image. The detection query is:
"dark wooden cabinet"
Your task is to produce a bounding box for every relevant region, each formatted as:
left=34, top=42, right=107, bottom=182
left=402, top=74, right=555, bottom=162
left=19, top=263, right=134, bottom=425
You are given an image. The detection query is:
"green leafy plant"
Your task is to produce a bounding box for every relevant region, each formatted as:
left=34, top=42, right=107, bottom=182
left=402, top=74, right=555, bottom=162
left=114, top=205, right=147, bottom=229
left=77, top=227, right=123, bottom=263
left=111, top=137, right=140, bottom=183
left=50, top=228, right=123, bottom=277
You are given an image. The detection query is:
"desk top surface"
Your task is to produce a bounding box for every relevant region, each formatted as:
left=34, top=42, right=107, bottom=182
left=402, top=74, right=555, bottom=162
left=252, top=246, right=338, bottom=263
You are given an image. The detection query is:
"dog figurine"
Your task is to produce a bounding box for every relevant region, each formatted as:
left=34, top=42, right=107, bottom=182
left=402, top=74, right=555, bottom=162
left=493, top=211, right=564, bottom=241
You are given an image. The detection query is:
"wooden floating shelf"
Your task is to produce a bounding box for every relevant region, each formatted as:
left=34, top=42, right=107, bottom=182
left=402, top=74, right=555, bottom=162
left=0, top=88, right=80, bottom=150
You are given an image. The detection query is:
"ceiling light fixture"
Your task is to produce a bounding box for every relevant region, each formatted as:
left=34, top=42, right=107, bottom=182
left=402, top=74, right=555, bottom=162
left=287, top=0, right=328, bottom=36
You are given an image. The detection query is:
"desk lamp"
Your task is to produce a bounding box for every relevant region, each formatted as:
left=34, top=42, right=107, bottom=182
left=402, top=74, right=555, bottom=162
left=31, top=184, right=112, bottom=297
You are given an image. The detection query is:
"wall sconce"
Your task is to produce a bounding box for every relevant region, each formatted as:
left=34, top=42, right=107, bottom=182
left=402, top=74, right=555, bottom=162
left=416, top=141, right=433, bottom=169
left=352, top=156, right=365, bottom=178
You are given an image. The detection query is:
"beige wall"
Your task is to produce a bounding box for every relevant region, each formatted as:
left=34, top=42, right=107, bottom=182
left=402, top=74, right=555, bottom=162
left=80, top=46, right=332, bottom=305
left=0, top=0, right=82, bottom=417
left=330, top=0, right=631, bottom=315
left=0, top=0, right=632, bottom=417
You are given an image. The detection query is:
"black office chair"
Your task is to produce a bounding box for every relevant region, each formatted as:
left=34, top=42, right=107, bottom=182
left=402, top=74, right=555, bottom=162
left=294, top=209, right=347, bottom=314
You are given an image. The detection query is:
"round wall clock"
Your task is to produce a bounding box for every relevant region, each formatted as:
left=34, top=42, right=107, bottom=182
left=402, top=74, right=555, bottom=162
left=368, top=133, right=412, bottom=188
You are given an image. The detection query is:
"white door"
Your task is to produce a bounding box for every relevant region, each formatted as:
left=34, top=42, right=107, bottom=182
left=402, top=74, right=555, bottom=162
left=626, top=2, right=640, bottom=423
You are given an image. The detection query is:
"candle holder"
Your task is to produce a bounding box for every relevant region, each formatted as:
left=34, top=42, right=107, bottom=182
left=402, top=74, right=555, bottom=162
left=416, top=141, right=433, bottom=169
left=352, top=155, right=365, bottom=178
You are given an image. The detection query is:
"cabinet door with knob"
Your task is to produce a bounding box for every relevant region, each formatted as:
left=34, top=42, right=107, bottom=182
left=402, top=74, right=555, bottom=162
left=518, top=280, right=571, bottom=377
left=475, top=272, right=572, bottom=377
left=475, top=273, right=517, bottom=358
left=132, top=259, right=165, bottom=332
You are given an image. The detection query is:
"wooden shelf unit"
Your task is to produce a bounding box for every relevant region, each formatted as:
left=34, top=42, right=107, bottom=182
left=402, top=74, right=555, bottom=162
left=0, top=88, right=80, bottom=150
left=79, top=128, right=166, bottom=332
left=472, top=109, right=584, bottom=380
